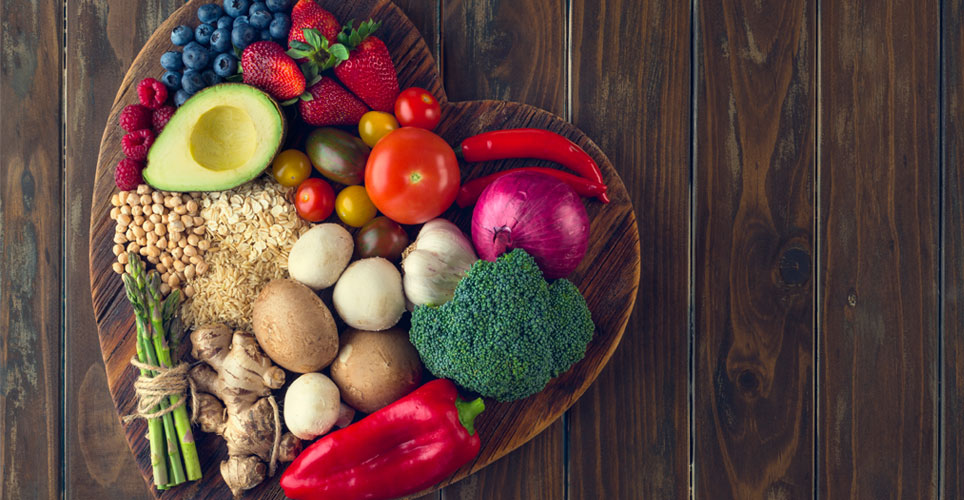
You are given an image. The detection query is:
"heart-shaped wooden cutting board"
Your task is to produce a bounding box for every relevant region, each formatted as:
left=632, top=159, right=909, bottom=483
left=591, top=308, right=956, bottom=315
left=89, top=0, right=640, bottom=497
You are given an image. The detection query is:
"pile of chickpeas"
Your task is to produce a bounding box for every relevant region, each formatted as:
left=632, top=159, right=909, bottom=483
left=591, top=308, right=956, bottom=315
left=109, top=184, right=211, bottom=297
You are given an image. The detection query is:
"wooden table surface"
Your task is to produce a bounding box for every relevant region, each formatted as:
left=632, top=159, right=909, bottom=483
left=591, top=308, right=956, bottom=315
left=2, top=0, right=963, bottom=498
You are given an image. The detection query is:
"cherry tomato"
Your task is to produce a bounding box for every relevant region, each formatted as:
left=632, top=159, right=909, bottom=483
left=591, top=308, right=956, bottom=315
left=358, top=111, right=400, bottom=148
left=356, top=216, right=409, bottom=261
left=335, top=185, right=377, bottom=227
left=365, top=127, right=460, bottom=225
left=271, top=149, right=313, bottom=187
left=394, top=88, right=441, bottom=130
left=294, top=177, right=335, bottom=222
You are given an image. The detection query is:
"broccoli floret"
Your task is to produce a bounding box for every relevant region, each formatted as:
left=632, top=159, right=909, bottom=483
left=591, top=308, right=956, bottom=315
left=410, top=248, right=594, bottom=402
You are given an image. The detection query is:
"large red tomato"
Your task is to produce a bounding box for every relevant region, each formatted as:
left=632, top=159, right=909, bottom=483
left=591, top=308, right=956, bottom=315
left=364, top=127, right=460, bottom=224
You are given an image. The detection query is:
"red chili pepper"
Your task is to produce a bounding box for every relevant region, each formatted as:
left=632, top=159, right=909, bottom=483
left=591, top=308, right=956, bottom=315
left=457, top=167, right=608, bottom=207
left=458, top=128, right=610, bottom=203
left=280, top=379, right=485, bottom=500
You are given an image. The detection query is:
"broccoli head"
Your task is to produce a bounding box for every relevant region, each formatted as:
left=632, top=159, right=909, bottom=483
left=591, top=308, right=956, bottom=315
left=410, top=248, right=594, bottom=402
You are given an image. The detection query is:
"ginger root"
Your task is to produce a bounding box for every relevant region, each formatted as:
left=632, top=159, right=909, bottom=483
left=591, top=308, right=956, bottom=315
left=190, top=324, right=302, bottom=497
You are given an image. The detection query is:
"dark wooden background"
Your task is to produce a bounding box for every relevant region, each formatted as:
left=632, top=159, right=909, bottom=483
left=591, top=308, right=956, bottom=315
left=1, top=0, right=962, bottom=498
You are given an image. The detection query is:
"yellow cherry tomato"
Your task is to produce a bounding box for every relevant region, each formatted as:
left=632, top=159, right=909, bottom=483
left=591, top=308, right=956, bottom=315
left=335, top=185, right=378, bottom=227
left=358, top=111, right=400, bottom=148
left=271, top=149, right=312, bottom=187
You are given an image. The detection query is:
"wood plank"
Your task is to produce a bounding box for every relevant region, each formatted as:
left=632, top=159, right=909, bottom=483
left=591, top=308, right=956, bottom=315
left=694, top=0, right=816, bottom=497
left=819, top=0, right=940, bottom=497
left=942, top=0, right=964, bottom=496
left=0, top=1, right=64, bottom=499
left=567, top=0, right=690, bottom=498
left=65, top=1, right=185, bottom=499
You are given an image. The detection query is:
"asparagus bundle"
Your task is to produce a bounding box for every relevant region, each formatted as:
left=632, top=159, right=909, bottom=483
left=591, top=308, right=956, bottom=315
left=122, top=252, right=202, bottom=489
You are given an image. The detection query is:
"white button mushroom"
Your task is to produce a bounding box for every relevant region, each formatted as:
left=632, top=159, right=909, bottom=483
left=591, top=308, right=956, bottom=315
left=283, top=373, right=342, bottom=441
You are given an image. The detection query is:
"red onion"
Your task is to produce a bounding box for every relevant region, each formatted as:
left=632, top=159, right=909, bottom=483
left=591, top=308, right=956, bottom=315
left=471, top=170, right=590, bottom=279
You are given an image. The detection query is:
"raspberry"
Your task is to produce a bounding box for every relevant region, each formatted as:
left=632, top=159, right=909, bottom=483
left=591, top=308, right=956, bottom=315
left=118, top=104, right=152, bottom=132
left=122, top=129, right=156, bottom=161
left=137, top=78, right=169, bottom=109
left=114, top=158, right=144, bottom=191
left=152, top=105, right=176, bottom=132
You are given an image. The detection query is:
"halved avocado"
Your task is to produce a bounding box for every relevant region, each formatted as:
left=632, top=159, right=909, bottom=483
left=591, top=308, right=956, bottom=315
left=144, top=84, right=285, bottom=191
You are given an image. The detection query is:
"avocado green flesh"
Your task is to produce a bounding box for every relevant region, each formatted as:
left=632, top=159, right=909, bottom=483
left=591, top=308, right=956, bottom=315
left=143, top=84, right=285, bottom=191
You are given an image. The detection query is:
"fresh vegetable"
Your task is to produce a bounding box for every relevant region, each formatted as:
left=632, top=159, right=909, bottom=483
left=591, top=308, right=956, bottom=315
left=457, top=166, right=608, bottom=207
left=305, top=128, right=370, bottom=185
left=472, top=171, right=589, bottom=280
left=400, top=218, right=477, bottom=308
left=251, top=279, right=339, bottom=373
left=358, top=110, right=399, bottom=147
left=190, top=324, right=302, bottom=497
left=334, top=19, right=400, bottom=112
left=330, top=328, right=423, bottom=413
left=241, top=41, right=306, bottom=101
left=299, top=77, right=370, bottom=126
left=283, top=373, right=342, bottom=440
left=355, top=216, right=409, bottom=261
left=459, top=128, right=610, bottom=203
left=332, top=258, right=405, bottom=331
left=294, top=177, right=335, bottom=222
left=365, top=127, right=460, bottom=225
left=287, top=223, right=353, bottom=290
left=335, top=185, right=377, bottom=227
left=394, top=87, right=441, bottom=130
left=410, top=248, right=594, bottom=401
left=270, top=149, right=313, bottom=187
left=280, top=379, right=484, bottom=500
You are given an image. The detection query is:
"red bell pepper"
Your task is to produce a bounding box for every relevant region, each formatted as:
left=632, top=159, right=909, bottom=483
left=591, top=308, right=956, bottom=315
left=280, top=379, right=485, bottom=500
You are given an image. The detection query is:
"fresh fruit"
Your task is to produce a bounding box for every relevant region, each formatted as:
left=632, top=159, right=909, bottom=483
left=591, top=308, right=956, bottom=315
left=137, top=78, right=169, bottom=109
left=119, top=104, right=152, bottom=132
left=305, top=127, right=370, bottom=185
left=232, top=22, right=259, bottom=49
left=299, top=77, right=369, bottom=126
left=269, top=13, right=290, bottom=39
left=195, top=23, right=215, bottom=45
left=217, top=15, right=234, bottom=29
left=333, top=19, right=399, bottom=112
left=152, top=105, right=175, bottom=132
left=161, top=51, right=183, bottom=71
left=249, top=9, right=272, bottom=29
left=294, top=177, right=335, bottom=222
left=181, top=69, right=205, bottom=94
left=259, top=29, right=273, bottom=41
left=335, top=185, right=377, bottom=227
left=182, top=41, right=211, bottom=70
left=161, top=71, right=182, bottom=90
left=198, top=3, right=224, bottom=23
left=114, top=158, right=144, bottom=191
left=233, top=15, right=250, bottom=28
left=122, top=129, right=156, bottom=161
left=270, top=149, right=312, bottom=187
left=171, top=25, right=194, bottom=46
left=202, top=69, right=222, bottom=87
left=242, top=41, right=306, bottom=100
left=143, top=84, right=286, bottom=191
left=365, top=127, right=459, bottom=225
left=210, top=27, right=232, bottom=53
left=174, top=89, right=191, bottom=107
left=395, top=87, right=441, bottom=130
left=358, top=111, right=399, bottom=147
left=249, top=1, right=268, bottom=15
left=288, top=0, right=340, bottom=47
left=223, top=0, right=251, bottom=17
left=213, top=53, right=238, bottom=77
left=267, top=0, right=290, bottom=12
left=355, top=216, right=408, bottom=261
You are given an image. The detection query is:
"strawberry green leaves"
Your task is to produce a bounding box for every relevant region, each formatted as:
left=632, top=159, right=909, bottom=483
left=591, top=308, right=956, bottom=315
left=338, top=19, right=381, bottom=51
left=286, top=28, right=349, bottom=72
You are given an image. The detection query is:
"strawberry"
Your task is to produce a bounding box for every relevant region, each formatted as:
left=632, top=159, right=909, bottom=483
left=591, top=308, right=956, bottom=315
left=242, top=41, right=306, bottom=101
left=114, top=158, right=144, bottom=191
left=333, top=19, right=399, bottom=112
left=288, top=0, right=340, bottom=48
left=298, top=77, right=369, bottom=126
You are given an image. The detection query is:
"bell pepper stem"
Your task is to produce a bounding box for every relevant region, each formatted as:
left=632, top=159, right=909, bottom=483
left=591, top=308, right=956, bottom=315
left=454, top=397, right=485, bottom=436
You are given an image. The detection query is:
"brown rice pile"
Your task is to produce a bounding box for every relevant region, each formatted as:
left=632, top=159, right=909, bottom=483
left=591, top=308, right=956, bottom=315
left=181, top=177, right=311, bottom=330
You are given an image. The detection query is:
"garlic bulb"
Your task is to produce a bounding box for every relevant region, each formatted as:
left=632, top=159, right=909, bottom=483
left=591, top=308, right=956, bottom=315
left=401, top=219, right=478, bottom=308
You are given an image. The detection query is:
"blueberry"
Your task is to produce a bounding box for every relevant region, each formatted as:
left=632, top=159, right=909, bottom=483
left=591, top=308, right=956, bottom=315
left=160, top=50, right=183, bottom=71
left=171, top=25, right=194, bottom=46
left=217, top=15, right=234, bottom=29
left=266, top=0, right=289, bottom=12
left=249, top=9, right=271, bottom=29
left=233, top=15, right=249, bottom=28
left=259, top=29, right=273, bottom=41
left=181, top=69, right=206, bottom=94
left=197, top=3, right=223, bottom=24
left=210, top=28, right=232, bottom=52
left=248, top=1, right=268, bottom=15
left=213, top=53, right=238, bottom=77
left=194, top=23, right=215, bottom=45
left=202, top=69, right=223, bottom=87
left=174, top=89, right=191, bottom=106
left=182, top=41, right=211, bottom=70
left=223, top=0, right=250, bottom=17
left=161, top=71, right=183, bottom=89
left=231, top=23, right=258, bottom=49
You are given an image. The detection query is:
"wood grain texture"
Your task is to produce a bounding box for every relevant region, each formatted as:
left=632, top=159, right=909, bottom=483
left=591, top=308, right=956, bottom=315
left=943, top=0, right=964, bottom=496
left=567, top=0, right=691, bottom=497
left=695, top=0, right=815, bottom=498
left=0, top=1, right=64, bottom=499
left=819, top=0, right=940, bottom=497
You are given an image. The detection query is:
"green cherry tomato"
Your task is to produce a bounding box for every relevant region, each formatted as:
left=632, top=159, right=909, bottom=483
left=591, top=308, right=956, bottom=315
left=335, top=185, right=377, bottom=227
left=294, top=177, right=335, bottom=222
left=355, top=216, right=409, bottom=261
left=271, top=149, right=312, bottom=187
left=358, top=111, right=400, bottom=148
